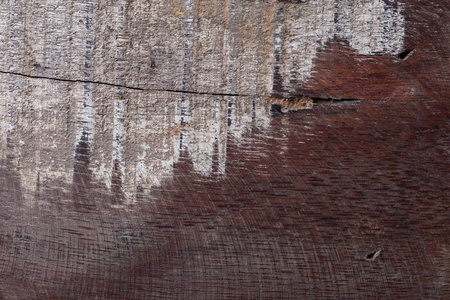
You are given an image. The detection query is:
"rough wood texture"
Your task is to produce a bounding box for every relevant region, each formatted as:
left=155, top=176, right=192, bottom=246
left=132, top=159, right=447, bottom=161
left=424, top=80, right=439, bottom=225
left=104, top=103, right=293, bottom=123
left=0, top=0, right=447, bottom=99
left=0, top=75, right=448, bottom=299
left=0, top=0, right=449, bottom=299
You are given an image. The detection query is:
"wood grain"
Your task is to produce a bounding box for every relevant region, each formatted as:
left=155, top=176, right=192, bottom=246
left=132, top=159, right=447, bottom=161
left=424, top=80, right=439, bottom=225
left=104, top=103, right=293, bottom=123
left=0, top=1, right=448, bottom=299
left=0, top=0, right=447, bottom=99
left=0, top=75, right=448, bottom=298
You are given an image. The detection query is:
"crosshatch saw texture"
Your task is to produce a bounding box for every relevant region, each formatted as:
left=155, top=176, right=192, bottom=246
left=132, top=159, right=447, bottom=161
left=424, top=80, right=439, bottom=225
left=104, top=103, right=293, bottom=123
left=0, top=0, right=449, bottom=299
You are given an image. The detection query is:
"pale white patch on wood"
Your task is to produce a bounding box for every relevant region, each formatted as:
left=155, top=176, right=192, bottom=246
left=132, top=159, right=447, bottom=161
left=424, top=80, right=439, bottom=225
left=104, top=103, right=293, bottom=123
left=0, top=74, right=271, bottom=204
left=0, top=0, right=405, bottom=96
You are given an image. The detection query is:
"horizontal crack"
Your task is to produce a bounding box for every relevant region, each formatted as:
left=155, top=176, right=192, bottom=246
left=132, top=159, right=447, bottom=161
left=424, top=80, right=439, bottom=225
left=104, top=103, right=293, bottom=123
left=0, top=70, right=264, bottom=97
left=0, top=70, right=374, bottom=105
left=0, top=70, right=145, bottom=91
left=311, top=97, right=362, bottom=105
left=162, top=88, right=258, bottom=98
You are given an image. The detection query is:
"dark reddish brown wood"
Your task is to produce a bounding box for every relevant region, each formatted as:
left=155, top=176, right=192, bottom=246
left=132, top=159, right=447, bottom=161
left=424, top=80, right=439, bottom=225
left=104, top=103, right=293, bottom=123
left=0, top=99, right=448, bottom=299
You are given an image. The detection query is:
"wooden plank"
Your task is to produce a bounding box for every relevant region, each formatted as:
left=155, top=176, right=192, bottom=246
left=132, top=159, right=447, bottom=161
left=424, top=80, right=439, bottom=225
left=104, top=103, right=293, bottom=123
left=0, top=1, right=448, bottom=299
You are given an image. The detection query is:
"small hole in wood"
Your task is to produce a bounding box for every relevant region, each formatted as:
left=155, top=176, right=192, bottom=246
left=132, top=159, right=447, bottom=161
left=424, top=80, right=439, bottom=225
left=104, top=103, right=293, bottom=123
left=398, top=48, right=415, bottom=60
left=270, top=104, right=282, bottom=113
left=366, top=249, right=381, bottom=260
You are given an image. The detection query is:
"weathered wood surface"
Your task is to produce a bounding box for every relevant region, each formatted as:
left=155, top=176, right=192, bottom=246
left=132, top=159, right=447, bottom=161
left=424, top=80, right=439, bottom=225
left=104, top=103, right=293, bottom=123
left=0, top=75, right=448, bottom=298
left=0, top=0, right=448, bottom=99
left=0, top=0, right=449, bottom=299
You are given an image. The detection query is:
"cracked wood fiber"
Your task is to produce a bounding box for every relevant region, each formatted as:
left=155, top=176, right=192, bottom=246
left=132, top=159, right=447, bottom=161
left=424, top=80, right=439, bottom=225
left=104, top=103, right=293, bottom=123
left=0, top=0, right=449, bottom=299
left=0, top=0, right=448, bottom=99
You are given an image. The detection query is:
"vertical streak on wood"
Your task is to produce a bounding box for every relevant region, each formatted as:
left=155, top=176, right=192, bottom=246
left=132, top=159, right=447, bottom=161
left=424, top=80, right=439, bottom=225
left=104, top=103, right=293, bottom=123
left=115, top=1, right=128, bottom=88
left=272, top=3, right=286, bottom=97
left=0, top=9, right=8, bottom=169
left=112, top=96, right=125, bottom=201
left=179, top=0, right=194, bottom=151
left=183, top=0, right=194, bottom=92
left=215, top=97, right=228, bottom=175
left=90, top=86, right=114, bottom=191
left=7, top=0, right=26, bottom=72
left=223, top=0, right=235, bottom=151
left=71, top=1, right=96, bottom=207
